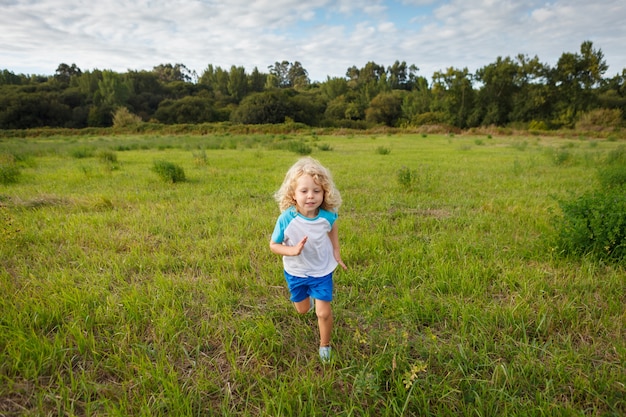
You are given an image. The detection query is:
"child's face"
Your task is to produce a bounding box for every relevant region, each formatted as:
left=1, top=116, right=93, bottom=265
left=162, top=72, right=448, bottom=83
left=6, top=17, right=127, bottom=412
left=293, top=174, right=324, bottom=218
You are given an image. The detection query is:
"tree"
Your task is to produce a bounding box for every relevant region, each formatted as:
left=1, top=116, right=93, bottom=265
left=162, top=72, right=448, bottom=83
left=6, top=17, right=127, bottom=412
left=549, top=41, right=608, bottom=127
left=268, top=61, right=291, bottom=88
left=152, top=63, right=193, bottom=83
left=268, top=61, right=310, bottom=88
left=154, top=94, right=219, bottom=124
left=248, top=67, right=266, bottom=93
left=387, top=61, right=419, bottom=90
left=231, top=90, right=291, bottom=124
left=0, top=69, right=22, bottom=86
left=228, top=66, right=248, bottom=102
left=95, top=71, right=131, bottom=108
left=54, top=63, right=82, bottom=85
left=320, top=77, right=349, bottom=101
left=288, top=61, right=310, bottom=89
left=401, top=76, right=431, bottom=125
left=431, top=67, right=474, bottom=128
left=366, top=91, right=403, bottom=126
left=472, top=56, right=520, bottom=126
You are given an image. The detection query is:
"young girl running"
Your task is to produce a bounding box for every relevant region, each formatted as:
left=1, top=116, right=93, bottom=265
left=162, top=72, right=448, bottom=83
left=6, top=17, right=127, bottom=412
left=270, top=157, right=347, bottom=362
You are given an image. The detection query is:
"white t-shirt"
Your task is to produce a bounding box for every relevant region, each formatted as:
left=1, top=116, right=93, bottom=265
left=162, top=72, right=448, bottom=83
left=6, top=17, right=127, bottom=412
left=271, top=206, right=338, bottom=277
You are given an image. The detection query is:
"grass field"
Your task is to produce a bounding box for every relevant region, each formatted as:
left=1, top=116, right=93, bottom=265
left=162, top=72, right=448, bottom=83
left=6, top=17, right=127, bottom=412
left=1, top=132, right=625, bottom=416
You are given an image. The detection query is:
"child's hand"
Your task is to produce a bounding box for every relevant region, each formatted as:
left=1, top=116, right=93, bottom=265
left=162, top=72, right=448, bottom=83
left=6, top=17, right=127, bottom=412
left=291, top=236, right=308, bottom=256
left=334, top=249, right=347, bottom=270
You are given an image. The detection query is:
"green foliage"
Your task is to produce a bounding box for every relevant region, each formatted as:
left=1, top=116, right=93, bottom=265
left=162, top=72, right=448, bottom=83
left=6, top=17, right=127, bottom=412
left=375, top=146, right=391, bottom=155
left=0, top=153, right=21, bottom=184
left=555, top=188, right=626, bottom=262
left=112, top=106, right=142, bottom=128
left=396, top=166, right=414, bottom=187
left=554, top=145, right=626, bottom=262
left=528, top=120, right=548, bottom=131
left=230, top=90, right=291, bottom=124
left=152, top=160, right=186, bottom=183
left=575, top=108, right=623, bottom=131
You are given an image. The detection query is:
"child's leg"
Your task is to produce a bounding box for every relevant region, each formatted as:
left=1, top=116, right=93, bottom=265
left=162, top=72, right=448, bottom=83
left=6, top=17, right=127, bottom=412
left=293, top=298, right=313, bottom=314
left=315, top=300, right=333, bottom=347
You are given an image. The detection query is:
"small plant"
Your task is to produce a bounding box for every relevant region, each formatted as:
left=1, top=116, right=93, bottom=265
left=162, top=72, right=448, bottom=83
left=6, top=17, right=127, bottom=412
left=552, top=149, right=572, bottom=165
left=403, top=360, right=428, bottom=390
left=317, top=143, right=333, bottom=151
left=152, top=160, right=186, bottom=183
left=376, top=146, right=391, bottom=155
left=554, top=188, right=626, bottom=262
left=397, top=166, right=414, bottom=188
left=192, top=149, right=208, bottom=166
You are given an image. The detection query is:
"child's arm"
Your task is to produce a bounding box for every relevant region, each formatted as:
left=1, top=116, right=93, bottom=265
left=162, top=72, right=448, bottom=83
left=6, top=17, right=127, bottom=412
left=270, top=236, right=308, bottom=256
left=328, top=222, right=347, bottom=270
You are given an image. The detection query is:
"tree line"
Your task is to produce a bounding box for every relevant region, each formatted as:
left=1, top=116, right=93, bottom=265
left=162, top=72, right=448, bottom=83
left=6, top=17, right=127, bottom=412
left=1, top=41, right=624, bottom=131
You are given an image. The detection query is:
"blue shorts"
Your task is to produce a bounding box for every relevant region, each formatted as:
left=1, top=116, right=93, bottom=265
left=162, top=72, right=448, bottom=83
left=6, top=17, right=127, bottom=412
left=284, top=271, right=334, bottom=303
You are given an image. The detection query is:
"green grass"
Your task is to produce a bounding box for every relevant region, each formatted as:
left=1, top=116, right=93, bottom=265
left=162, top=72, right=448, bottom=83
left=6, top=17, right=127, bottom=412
left=1, top=133, right=625, bottom=416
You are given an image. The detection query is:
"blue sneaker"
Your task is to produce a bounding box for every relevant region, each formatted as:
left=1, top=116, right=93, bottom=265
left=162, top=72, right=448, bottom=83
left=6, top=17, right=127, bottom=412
left=319, top=346, right=332, bottom=363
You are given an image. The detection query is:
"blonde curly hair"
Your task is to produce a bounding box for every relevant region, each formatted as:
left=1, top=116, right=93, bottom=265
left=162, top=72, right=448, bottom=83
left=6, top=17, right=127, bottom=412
left=274, top=157, right=342, bottom=212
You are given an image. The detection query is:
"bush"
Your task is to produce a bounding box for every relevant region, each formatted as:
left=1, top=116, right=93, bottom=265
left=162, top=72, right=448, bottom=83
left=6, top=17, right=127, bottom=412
left=112, top=107, right=143, bottom=128
left=152, top=160, right=186, bottom=183
left=575, top=108, right=623, bottom=131
left=555, top=188, right=626, bottom=262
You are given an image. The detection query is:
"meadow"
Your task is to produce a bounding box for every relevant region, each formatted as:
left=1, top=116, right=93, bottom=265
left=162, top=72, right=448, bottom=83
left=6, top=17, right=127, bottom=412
left=1, top=132, right=624, bottom=416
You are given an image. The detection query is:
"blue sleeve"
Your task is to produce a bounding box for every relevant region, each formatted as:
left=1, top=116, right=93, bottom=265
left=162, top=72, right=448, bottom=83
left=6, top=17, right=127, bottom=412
left=319, top=209, right=338, bottom=228
left=271, top=208, right=295, bottom=243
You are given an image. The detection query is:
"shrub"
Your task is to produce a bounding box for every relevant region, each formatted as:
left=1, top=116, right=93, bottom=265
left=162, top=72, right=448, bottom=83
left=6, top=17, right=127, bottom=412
left=575, top=108, right=623, bottom=132
left=112, top=107, right=143, bottom=128
left=528, top=120, right=548, bottom=131
left=554, top=188, right=626, bottom=262
left=152, top=160, right=186, bottom=183
left=376, top=146, right=391, bottom=155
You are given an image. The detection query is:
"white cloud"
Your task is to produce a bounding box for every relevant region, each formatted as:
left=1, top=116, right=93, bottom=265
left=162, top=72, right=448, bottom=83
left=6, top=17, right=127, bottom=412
left=1, top=0, right=625, bottom=81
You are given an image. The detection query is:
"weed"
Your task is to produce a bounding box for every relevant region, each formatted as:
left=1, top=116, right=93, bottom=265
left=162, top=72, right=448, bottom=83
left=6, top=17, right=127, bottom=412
left=376, top=146, right=391, bottom=155
left=397, top=166, right=414, bottom=188
left=152, top=160, right=186, bottom=183
left=554, top=188, right=626, bottom=262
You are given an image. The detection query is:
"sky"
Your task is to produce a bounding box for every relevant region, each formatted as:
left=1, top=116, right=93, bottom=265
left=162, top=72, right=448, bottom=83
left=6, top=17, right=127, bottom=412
left=2, top=0, right=626, bottom=82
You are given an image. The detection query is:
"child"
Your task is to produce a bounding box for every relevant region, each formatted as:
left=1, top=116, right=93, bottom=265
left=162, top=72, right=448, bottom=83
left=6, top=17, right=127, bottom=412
left=270, top=157, right=347, bottom=362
